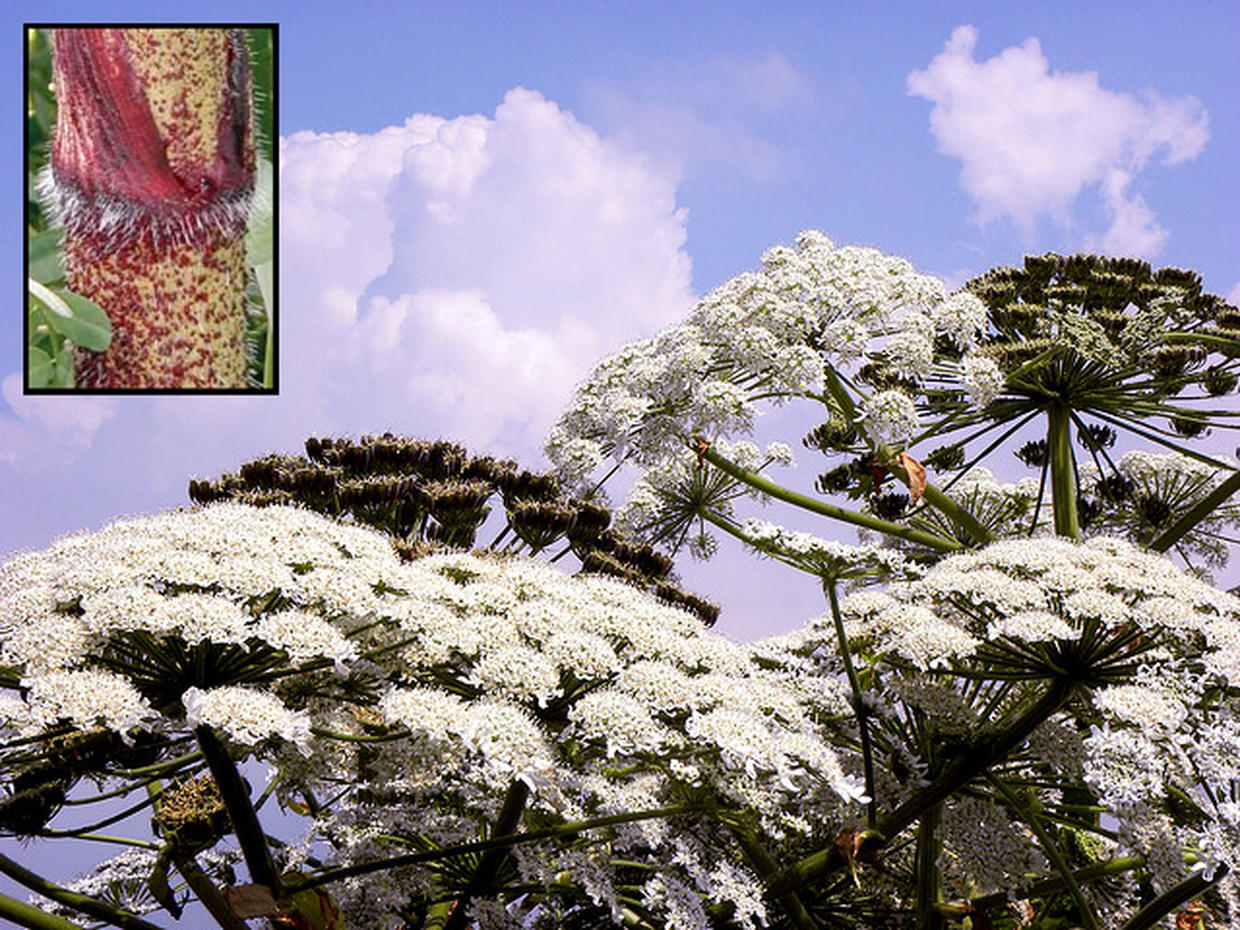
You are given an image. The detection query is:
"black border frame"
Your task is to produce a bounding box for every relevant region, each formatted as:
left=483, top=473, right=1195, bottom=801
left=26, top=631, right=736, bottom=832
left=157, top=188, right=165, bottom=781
left=22, top=21, right=280, bottom=396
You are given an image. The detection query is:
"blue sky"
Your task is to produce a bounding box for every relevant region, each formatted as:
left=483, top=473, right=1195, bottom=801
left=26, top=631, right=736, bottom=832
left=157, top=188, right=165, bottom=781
left=3, top=0, right=1239, bottom=641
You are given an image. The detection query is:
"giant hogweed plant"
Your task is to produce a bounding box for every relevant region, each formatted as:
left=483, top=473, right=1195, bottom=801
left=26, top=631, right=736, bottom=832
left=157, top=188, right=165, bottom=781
left=545, top=232, right=1240, bottom=927
left=0, top=237, right=1238, bottom=930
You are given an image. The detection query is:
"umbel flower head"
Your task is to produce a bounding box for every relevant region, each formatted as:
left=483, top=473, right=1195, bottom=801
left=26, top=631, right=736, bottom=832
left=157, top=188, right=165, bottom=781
left=547, top=231, right=990, bottom=557
left=0, top=502, right=861, bottom=927
left=190, top=433, right=720, bottom=624
left=827, top=533, right=1240, bottom=916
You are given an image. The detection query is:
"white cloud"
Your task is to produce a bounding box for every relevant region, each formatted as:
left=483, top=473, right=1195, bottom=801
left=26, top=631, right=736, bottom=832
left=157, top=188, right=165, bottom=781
left=907, top=25, right=1209, bottom=256
left=0, top=87, right=694, bottom=555
left=1228, top=282, right=1240, bottom=308
left=0, top=374, right=116, bottom=466
left=584, top=52, right=809, bottom=182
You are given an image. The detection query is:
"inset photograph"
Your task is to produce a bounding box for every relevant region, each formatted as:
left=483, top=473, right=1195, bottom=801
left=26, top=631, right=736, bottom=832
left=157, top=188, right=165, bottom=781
left=25, top=25, right=277, bottom=392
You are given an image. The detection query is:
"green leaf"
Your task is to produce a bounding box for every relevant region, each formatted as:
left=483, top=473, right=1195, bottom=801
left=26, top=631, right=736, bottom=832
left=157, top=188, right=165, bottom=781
left=53, top=347, right=74, bottom=388
left=29, top=279, right=111, bottom=352
left=246, top=159, right=273, bottom=267
left=27, top=345, right=52, bottom=387
left=27, top=227, right=64, bottom=285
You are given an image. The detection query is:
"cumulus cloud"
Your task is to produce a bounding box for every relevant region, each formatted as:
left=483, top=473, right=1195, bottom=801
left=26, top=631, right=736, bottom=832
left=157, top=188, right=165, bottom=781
left=908, top=25, right=1209, bottom=256
left=0, top=88, right=694, bottom=555
left=584, top=52, right=809, bottom=182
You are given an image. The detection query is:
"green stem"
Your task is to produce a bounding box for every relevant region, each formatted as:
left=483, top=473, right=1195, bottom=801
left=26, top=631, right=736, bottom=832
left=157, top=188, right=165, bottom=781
left=1118, top=864, right=1226, bottom=930
left=173, top=851, right=250, bottom=930
left=766, top=679, right=1073, bottom=897
left=731, top=827, right=820, bottom=930
left=1148, top=468, right=1240, bottom=553
left=443, top=779, right=530, bottom=930
left=913, top=803, right=943, bottom=930
left=970, top=855, right=1145, bottom=912
left=986, top=773, right=1101, bottom=930
left=699, top=446, right=962, bottom=552
left=67, top=834, right=161, bottom=850
left=0, top=854, right=165, bottom=930
left=0, top=891, right=87, bottom=930
left=194, top=725, right=280, bottom=896
left=285, top=802, right=713, bottom=895
left=1047, top=402, right=1078, bottom=538
left=825, top=580, right=877, bottom=828
left=894, top=464, right=993, bottom=547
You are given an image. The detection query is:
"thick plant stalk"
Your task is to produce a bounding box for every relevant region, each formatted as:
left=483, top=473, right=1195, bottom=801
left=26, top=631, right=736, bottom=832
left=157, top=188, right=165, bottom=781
left=913, top=804, right=943, bottom=930
left=194, top=726, right=280, bottom=896
left=442, top=779, right=529, bottom=930
left=45, top=28, right=254, bottom=388
left=0, top=890, right=88, bottom=930
left=1047, top=402, right=1079, bottom=538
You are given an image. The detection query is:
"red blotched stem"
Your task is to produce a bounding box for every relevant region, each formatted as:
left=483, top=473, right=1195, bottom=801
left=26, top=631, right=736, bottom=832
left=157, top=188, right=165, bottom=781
left=48, top=28, right=255, bottom=388
left=194, top=725, right=280, bottom=896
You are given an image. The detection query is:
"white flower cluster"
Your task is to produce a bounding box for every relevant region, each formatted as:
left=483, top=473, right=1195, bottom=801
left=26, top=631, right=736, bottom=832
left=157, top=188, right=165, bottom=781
left=546, top=231, right=990, bottom=549
left=834, top=533, right=1240, bottom=908
left=847, top=535, right=1240, bottom=674
left=740, top=517, right=918, bottom=582
left=0, top=503, right=864, bottom=928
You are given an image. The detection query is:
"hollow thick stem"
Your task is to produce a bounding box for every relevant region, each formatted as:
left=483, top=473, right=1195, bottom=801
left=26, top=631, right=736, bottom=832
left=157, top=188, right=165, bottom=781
left=443, top=779, right=530, bottom=930
left=1047, top=402, right=1079, bottom=538
left=194, top=725, right=280, bottom=896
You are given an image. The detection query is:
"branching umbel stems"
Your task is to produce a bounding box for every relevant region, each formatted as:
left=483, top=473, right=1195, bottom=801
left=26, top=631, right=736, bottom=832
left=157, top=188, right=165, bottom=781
left=193, top=725, right=280, bottom=896
left=442, top=778, right=529, bottom=930
left=0, top=853, right=165, bottom=930
left=987, top=772, right=1102, bottom=930
left=766, top=677, right=1074, bottom=898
